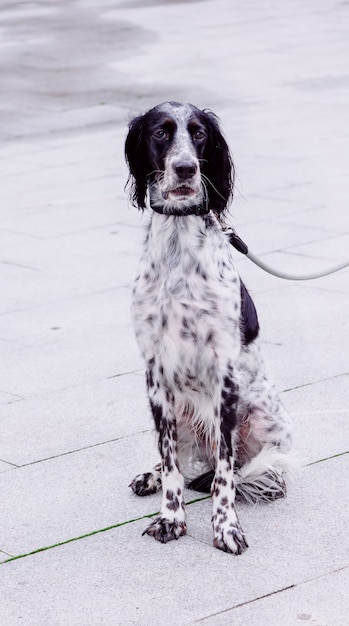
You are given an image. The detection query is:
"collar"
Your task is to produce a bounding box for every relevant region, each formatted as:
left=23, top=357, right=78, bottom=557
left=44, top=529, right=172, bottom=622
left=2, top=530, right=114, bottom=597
left=150, top=204, right=210, bottom=217
left=150, top=205, right=249, bottom=254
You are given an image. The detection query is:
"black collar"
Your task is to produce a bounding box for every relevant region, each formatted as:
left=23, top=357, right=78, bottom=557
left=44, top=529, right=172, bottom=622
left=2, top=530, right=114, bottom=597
left=150, top=204, right=210, bottom=217
left=150, top=205, right=249, bottom=254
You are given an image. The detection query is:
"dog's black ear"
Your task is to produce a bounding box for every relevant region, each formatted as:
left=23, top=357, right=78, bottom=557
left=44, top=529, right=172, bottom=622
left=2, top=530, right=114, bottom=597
left=125, top=114, right=149, bottom=209
left=201, top=111, right=234, bottom=214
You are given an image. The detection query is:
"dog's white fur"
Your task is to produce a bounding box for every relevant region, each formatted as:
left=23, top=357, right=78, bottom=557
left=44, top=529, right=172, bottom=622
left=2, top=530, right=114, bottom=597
left=126, top=102, right=294, bottom=553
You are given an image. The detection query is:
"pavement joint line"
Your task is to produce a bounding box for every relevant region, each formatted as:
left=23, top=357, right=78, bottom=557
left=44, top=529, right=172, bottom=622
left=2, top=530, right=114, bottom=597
left=0, top=495, right=210, bottom=565
left=0, top=458, right=19, bottom=468
left=190, top=584, right=296, bottom=624
left=306, top=450, right=349, bottom=466
left=264, top=230, right=349, bottom=256
left=0, top=388, right=24, bottom=402
left=7, top=440, right=348, bottom=474
left=0, top=228, right=47, bottom=241
left=37, top=220, right=125, bottom=240
left=107, top=367, right=143, bottom=378
left=276, top=249, right=331, bottom=262
left=190, top=564, right=349, bottom=624
left=0, top=550, right=14, bottom=558
left=282, top=371, right=348, bottom=393
left=0, top=367, right=142, bottom=406
left=0, top=260, right=40, bottom=272
left=0, top=285, right=127, bottom=318
left=0, top=514, right=159, bottom=565
left=13, top=429, right=151, bottom=469
left=2, top=453, right=348, bottom=564
left=1, top=450, right=347, bottom=565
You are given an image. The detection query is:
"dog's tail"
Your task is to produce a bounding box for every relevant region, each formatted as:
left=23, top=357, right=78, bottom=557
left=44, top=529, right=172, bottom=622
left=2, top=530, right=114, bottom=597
left=187, top=445, right=299, bottom=503
left=234, top=445, right=299, bottom=503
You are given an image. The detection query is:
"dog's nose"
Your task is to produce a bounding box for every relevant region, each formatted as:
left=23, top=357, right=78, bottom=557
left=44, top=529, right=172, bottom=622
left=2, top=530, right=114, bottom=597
left=175, top=161, right=197, bottom=180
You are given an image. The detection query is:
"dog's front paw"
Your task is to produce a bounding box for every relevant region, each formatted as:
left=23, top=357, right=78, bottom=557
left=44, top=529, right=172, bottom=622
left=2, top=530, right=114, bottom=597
left=129, top=471, right=162, bottom=497
left=213, top=519, right=249, bottom=555
left=142, top=516, right=187, bottom=543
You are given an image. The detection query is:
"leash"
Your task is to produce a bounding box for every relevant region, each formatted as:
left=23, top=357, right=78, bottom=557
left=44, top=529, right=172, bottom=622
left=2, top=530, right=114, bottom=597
left=150, top=205, right=348, bottom=280
left=224, top=227, right=349, bottom=281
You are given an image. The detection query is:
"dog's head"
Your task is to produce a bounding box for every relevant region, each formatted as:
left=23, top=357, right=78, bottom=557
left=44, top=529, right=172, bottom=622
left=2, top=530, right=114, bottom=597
left=125, top=101, right=234, bottom=216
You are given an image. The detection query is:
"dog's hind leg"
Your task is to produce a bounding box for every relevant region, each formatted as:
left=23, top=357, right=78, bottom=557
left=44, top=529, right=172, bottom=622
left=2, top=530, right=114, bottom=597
left=235, top=347, right=295, bottom=503
left=129, top=462, right=162, bottom=497
left=235, top=399, right=295, bottom=504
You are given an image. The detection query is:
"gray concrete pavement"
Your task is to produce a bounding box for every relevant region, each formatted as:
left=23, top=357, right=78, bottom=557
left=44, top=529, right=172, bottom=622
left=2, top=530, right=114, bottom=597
left=1, top=0, right=349, bottom=624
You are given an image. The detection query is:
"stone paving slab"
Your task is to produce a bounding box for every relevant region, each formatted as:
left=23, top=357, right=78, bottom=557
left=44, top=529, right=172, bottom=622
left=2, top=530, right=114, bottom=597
left=2, top=456, right=348, bottom=625
left=197, top=567, right=349, bottom=626
left=0, top=372, right=146, bottom=465
left=1, top=386, right=347, bottom=559
left=1, top=431, right=159, bottom=557
left=1, top=0, right=349, bottom=624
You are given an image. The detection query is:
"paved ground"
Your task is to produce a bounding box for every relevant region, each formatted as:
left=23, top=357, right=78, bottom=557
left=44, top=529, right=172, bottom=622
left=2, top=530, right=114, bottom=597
left=1, top=0, right=349, bottom=624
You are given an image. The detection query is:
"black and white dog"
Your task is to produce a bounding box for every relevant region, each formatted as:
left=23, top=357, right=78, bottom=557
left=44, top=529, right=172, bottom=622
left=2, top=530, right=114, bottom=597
left=125, top=102, right=293, bottom=554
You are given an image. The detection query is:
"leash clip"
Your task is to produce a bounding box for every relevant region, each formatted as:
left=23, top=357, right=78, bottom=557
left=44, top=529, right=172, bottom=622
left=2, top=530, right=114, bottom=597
left=222, top=227, right=249, bottom=255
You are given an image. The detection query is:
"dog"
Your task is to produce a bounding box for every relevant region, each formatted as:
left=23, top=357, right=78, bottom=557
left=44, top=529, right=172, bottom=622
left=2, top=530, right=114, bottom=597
left=125, top=101, right=293, bottom=554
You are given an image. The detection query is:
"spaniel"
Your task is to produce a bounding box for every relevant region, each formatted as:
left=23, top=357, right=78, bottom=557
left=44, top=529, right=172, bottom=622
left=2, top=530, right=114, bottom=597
left=125, top=101, right=293, bottom=554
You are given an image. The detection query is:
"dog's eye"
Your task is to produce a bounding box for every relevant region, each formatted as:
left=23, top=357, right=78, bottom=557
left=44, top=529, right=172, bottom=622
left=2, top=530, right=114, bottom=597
left=154, top=129, right=168, bottom=140
left=193, top=130, right=206, bottom=141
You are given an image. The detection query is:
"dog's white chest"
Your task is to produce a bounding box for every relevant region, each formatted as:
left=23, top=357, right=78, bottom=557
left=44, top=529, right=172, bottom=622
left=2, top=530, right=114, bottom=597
left=132, top=215, right=241, bottom=387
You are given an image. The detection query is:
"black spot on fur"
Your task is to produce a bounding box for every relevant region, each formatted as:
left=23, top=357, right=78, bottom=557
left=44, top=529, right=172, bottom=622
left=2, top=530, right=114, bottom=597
left=206, top=331, right=214, bottom=344
left=215, top=476, right=228, bottom=487
left=163, top=448, right=173, bottom=472
left=146, top=357, right=155, bottom=390
left=165, top=387, right=175, bottom=403
left=196, top=264, right=207, bottom=280
left=166, top=498, right=179, bottom=511
left=149, top=400, right=162, bottom=431
left=240, top=281, right=259, bottom=345
left=266, top=422, right=280, bottom=433
left=166, top=490, right=180, bottom=511
left=173, top=372, right=183, bottom=391
left=212, top=485, right=221, bottom=498
left=161, top=313, right=168, bottom=330
left=185, top=369, right=195, bottom=381
left=220, top=373, right=239, bottom=458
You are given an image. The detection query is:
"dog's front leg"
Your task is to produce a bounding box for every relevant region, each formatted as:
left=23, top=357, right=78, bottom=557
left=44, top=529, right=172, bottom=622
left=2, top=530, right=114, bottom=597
left=143, top=396, right=186, bottom=543
left=211, top=373, right=249, bottom=554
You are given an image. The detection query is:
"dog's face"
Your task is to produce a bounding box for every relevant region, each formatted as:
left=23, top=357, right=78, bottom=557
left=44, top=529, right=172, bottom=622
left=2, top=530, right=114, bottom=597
left=125, top=101, right=234, bottom=215
left=145, top=102, right=207, bottom=209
